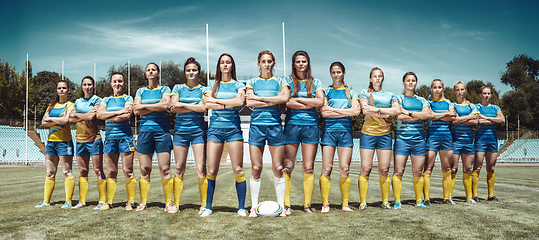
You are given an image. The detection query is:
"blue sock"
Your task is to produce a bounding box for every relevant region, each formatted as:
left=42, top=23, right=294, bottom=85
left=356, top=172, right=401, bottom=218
left=235, top=180, right=246, bottom=210
left=206, top=175, right=216, bottom=210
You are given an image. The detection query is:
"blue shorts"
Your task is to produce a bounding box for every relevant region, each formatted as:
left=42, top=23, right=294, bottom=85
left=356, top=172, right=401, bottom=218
left=173, top=128, right=207, bottom=147
left=136, top=131, right=173, bottom=154
left=44, top=141, right=74, bottom=156
left=249, top=124, right=285, bottom=146
left=453, top=140, right=475, bottom=155
left=360, top=133, right=393, bottom=150
left=393, top=139, right=426, bottom=156
left=76, top=139, right=104, bottom=156
left=104, top=138, right=135, bottom=155
left=475, top=141, right=498, bottom=153
left=207, top=127, right=243, bottom=143
left=321, top=131, right=353, bottom=147
left=284, top=124, right=320, bottom=145
left=427, top=138, right=453, bottom=151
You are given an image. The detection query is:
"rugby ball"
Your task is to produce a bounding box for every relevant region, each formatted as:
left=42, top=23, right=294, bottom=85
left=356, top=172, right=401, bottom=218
left=255, top=201, right=283, bottom=217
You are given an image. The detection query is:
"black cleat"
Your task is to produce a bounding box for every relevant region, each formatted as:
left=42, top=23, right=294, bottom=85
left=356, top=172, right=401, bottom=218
left=487, top=196, right=499, bottom=202
left=473, top=197, right=481, bottom=202
left=424, top=200, right=432, bottom=207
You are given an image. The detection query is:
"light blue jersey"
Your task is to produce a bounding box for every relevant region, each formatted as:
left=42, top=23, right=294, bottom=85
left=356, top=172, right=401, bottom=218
left=246, top=77, right=289, bottom=125
left=396, top=95, right=428, bottom=141
left=427, top=99, right=455, bottom=140
left=171, top=84, right=206, bottom=132
left=359, top=90, right=398, bottom=136
left=74, top=95, right=102, bottom=143
left=323, top=86, right=358, bottom=132
left=475, top=104, right=501, bottom=143
left=205, top=80, right=245, bottom=129
left=135, top=86, right=171, bottom=132
left=452, top=103, right=478, bottom=143
left=284, top=77, right=324, bottom=125
left=101, top=95, right=133, bottom=140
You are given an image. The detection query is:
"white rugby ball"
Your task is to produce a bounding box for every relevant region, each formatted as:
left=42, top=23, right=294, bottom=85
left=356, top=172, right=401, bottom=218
left=255, top=201, right=283, bottom=217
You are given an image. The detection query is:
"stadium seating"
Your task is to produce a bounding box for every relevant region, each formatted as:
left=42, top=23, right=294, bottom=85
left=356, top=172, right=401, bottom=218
left=0, top=125, right=45, bottom=163
left=498, top=139, right=539, bottom=162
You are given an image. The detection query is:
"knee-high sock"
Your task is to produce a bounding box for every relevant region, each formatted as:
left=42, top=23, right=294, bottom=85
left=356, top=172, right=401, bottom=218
left=78, top=177, right=88, bottom=205
left=173, top=176, right=183, bottom=207
left=274, top=176, right=285, bottom=208
left=125, top=177, right=136, bottom=204
left=97, top=179, right=107, bottom=202
left=105, top=178, right=117, bottom=204
left=161, top=178, right=173, bottom=205
left=380, top=176, right=390, bottom=204
left=139, top=178, right=150, bottom=205
left=319, top=175, right=330, bottom=206
left=392, top=175, right=402, bottom=203
left=198, top=177, right=207, bottom=208
left=44, top=177, right=55, bottom=203
left=423, top=172, right=431, bottom=201
left=471, top=171, right=479, bottom=198
left=284, top=173, right=291, bottom=207
left=339, top=176, right=351, bottom=207
left=65, top=176, right=75, bottom=202
left=413, top=176, right=424, bottom=203
left=359, top=175, right=369, bottom=204
left=206, top=174, right=216, bottom=210
left=442, top=171, right=452, bottom=201
left=250, top=178, right=261, bottom=208
left=304, top=173, right=315, bottom=207
left=450, top=173, right=456, bottom=199
left=462, top=173, right=472, bottom=200
left=235, top=173, right=247, bottom=210
left=487, top=172, right=495, bottom=198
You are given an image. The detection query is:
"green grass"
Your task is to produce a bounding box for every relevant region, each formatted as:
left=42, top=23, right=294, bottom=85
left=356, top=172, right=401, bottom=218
left=1, top=163, right=538, bottom=239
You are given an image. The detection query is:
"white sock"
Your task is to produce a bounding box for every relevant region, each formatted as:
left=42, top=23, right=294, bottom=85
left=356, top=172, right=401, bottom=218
left=274, top=177, right=285, bottom=208
left=250, top=178, right=261, bottom=209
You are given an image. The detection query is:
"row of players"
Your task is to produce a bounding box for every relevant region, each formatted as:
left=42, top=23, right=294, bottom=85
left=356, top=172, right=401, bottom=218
left=35, top=50, right=504, bottom=217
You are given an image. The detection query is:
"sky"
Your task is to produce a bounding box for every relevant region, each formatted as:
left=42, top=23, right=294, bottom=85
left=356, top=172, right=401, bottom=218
left=1, top=0, right=538, bottom=96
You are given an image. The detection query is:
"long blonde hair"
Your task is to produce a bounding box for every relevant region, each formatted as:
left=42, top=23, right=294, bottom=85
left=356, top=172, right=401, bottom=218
left=453, top=81, right=470, bottom=105
left=291, top=51, right=313, bottom=97
left=431, top=79, right=445, bottom=100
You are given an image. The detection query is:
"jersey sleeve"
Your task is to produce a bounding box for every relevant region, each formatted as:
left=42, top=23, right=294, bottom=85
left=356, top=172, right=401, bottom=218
left=390, top=92, right=398, bottom=104
left=396, top=95, right=404, bottom=106
left=419, top=97, right=429, bottom=109
left=66, top=102, right=75, bottom=111
left=350, top=89, right=359, bottom=101
left=135, top=88, right=143, bottom=99
left=246, top=78, right=255, bottom=89
left=447, top=99, right=455, bottom=109
left=279, top=77, right=290, bottom=90
left=100, top=97, right=109, bottom=107
left=470, top=104, right=478, bottom=113
left=236, top=81, right=246, bottom=91
left=323, top=86, right=330, bottom=99
left=171, top=84, right=181, bottom=96
left=314, top=78, right=324, bottom=93
left=359, top=90, right=369, bottom=102
left=162, top=86, right=172, bottom=95
left=125, top=95, right=134, bottom=105
left=494, top=105, right=501, bottom=113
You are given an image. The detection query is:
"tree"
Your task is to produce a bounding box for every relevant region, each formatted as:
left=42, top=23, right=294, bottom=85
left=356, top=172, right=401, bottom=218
left=0, top=59, right=24, bottom=119
left=501, top=54, right=539, bottom=90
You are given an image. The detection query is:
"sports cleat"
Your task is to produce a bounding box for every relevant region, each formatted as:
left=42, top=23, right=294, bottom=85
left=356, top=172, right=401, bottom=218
left=416, top=200, right=429, bottom=208
left=359, top=203, right=367, bottom=210
left=169, top=205, right=179, bottom=213
left=125, top=202, right=135, bottom=211
left=164, top=203, right=173, bottom=212
left=444, top=199, right=455, bottom=205
left=135, top=204, right=147, bottom=212
left=200, top=209, right=212, bottom=217
left=424, top=200, right=432, bottom=207
left=321, top=204, right=330, bottom=213
left=237, top=209, right=248, bottom=217
left=393, top=202, right=402, bottom=209
left=342, top=206, right=353, bottom=212
left=303, top=206, right=315, bottom=213
left=71, top=202, right=86, bottom=209
left=198, top=207, right=206, bottom=215
left=487, top=196, right=499, bottom=202
left=465, top=198, right=477, bottom=203
left=284, top=205, right=292, bottom=215
left=35, top=201, right=50, bottom=208
left=473, top=197, right=481, bottom=203
left=94, top=201, right=106, bottom=210
left=99, top=203, right=112, bottom=210
left=249, top=208, right=258, bottom=217
left=381, top=202, right=391, bottom=209
left=61, top=201, right=72, bottom=209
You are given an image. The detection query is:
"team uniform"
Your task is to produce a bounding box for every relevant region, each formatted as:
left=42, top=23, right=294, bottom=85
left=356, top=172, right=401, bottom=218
left=170, top=84, right=208, bottom=210
left=204, top=80, right=247, bottom=212
left=475, top=104, right=502, bottom=200
left=453, top=103, right=479, bottom=202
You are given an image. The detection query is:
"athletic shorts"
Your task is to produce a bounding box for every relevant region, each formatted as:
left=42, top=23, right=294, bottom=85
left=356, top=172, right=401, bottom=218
left=173, top=128, right=207, bottom=147
left=453, top=140, right=475, bottom=155
left=283, top=124, right=320, bottom=145
left=76, top=139, right=104, bottom=156
left=248, top=124, right=285, bottom=146
left=136, top=131, right=173, bottom=154
left=393, top=139, right=426, bottom=156
left=475, top=141, right=498, bottom=153
left=207, top=127, right=243, bottom=143
left=321, top=131, right=353, bottom=147
left=427, top=138, right=453, bottom=152
left=44, top=141, right=74, bottom=156
left=104, top=138, right=135, bottom=155
left=360, top=133, right=392, bottom=150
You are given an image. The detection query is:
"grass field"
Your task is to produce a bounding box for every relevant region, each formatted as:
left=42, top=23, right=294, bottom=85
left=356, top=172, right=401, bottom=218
left=1, top=162, right=538, bottom=239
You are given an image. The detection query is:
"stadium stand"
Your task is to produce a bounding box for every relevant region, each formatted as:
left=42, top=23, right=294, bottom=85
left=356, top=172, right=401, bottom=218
left=0, top=125, right=45, bottom=163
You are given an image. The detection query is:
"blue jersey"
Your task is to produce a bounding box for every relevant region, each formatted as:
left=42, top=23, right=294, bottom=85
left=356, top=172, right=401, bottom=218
left=427, top=99, right=455, bottom=140
left=284, top=77, right=324, bottom=125
left=246, top=77, right=289, bottom=125
left=452, top=103, right=478, bottom=143
left=396, top=95, right=428, bottom=141
left=359, top=90, right=398, bottom=136
left=48, top=102, right=75, bottom=142
left=135, top=86, right=171, bottom=132
left=101, top=95, right=133, bottom=140
left=74, top=95, right=102, bottom=143
left=475, top=104, right=501, bottom=143
left=205, top=80, right=245, bottom=129
left=171, top=84, right=206, bottom=132
left=323, top=87, right=358, bottom=132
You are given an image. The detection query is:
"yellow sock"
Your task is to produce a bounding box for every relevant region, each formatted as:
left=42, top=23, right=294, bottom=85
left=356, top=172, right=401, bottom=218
left=339, top=176, right=351, bottom=207
left=284, top=173, right=291, bottom=206
left=319, top=175, right=330, bottom=206
left=463, top=173, right=472, bottom=200
left=106, top=178, right=117, bottom=204
left=487, top=172, right=495, bottom=198
left=139, top=178, right=150, bottom=205
left=423, top=172, right=431, bottom=201
left=162, top=178, right=173, bottom=205
left=304, top=173, right=315, bottom=207
left=125, top=177, right=136, bottom=204
left=65, top=176, right=75, bottom=202
left=442, top=171, right=452, bottom=201
left=450, top=173, right=456, bottom=199
left=44, top=177, right=55, bottom=203
left=471, top=171, right=479, bottom=198
left=380, top=176, right=390, bottom=204
left=391, top=175, right=402, bottom=203
left=413, top=176, right=424, bottom=203
left=78, top=177, right=88, bottom=205
left=97, top=179, right=107, bottom=202
left=198, top=177, right=207, bottom=208
left=173, top=176, right=184, bottom=207
left=359, top=175, right=369, bottom=204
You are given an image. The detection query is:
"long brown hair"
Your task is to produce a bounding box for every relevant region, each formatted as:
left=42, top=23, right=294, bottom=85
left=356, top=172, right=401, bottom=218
left=81, top=76, right=95, bottom=97
left=212, top=53, right=236, bottom=97
left=291, top=50, right=313, bottom=97
left=258, top=50, right=275, bottom=78
left=330, top=62, right=350, bottom=101
left=47, top=80, right=69, bottom=113
left=368, top=67, right=384, bottom=93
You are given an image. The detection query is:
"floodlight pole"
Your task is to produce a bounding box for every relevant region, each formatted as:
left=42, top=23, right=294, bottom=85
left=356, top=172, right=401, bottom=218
left=62, top=61, right=64, bottom=80
left=159, top=61, right=162, bottom=85
left=282, top=22, right=286, bottom=77
left=26, top=53, right=28, bottom=165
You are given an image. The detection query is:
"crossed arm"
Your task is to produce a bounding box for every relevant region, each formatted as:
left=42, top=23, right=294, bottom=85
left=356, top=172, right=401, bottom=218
left=360, top=100, right=401, bottom=118
left=133, top=95, right=171, bottom=116
left=478, top=112, right=505, bottom=125
left=96, top=104, right=133, bottom=122
left=320, top=99, right=361, bottom=118
left=169, top=95, right=206, bottom=113
left=397, top=106, right=432, bottom=122
left=286, top=90, right=324, bottom=110
left=246, top=86, right=290, bottom=108
left=41, top=109, right=72, bottom=127
left=204, top=89, right=246, bottom=110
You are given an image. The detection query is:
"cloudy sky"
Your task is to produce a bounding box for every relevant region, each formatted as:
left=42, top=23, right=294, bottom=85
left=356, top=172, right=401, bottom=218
left=2, top=0, right=538, bottom=95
